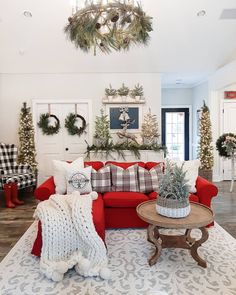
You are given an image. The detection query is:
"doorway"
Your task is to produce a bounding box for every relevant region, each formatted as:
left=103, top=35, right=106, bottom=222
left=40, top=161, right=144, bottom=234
left=161, top=108, right=190, bottom=161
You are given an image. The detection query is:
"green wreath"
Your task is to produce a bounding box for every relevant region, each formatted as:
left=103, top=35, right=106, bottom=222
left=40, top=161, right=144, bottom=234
left=65, top=113, right=87, bottom=136
left=216, top=133, right=236, bottom=158
left=38, top=113, right=60, bottom=135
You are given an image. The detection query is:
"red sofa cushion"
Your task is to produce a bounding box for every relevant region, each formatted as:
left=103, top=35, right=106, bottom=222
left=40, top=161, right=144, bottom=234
left=103, top=191, right=149, bottom=208
left=189, top=194, right=199, bottom=202
left=84, top=161, right=104, bottom=171
left=31, top=193, right=105, bottom=257
left=105, top=161, right=145, bottom=169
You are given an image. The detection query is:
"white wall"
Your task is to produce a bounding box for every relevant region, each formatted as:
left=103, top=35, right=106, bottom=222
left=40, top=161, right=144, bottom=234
left=161, top=87, right=193, bottom=159
left=208, top=59, right=236, bottom=181
left=0, top=73, right=161, bottom=144
left=192, top=82, right=209, bottom=159
left=161, top=88, right=193, bottom=106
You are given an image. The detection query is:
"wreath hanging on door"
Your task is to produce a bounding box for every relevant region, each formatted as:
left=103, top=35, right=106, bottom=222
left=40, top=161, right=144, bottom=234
left=37, top=113, right=60, bottom=135
left=65, top=113, right=87, bottom=136
left=216, top=133, right=236, bottom=158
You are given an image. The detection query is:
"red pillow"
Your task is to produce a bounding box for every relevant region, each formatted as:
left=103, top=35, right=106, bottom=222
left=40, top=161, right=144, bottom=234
left=31, top=221, right=42, bottom=257
left=84, top=161, right=104, bottom=171
left=145, top=162, right=164, bottom=171
left=105, top=161, right=145, bottom=169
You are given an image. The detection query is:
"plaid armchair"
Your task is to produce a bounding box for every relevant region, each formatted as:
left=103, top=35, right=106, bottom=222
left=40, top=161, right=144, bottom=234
left=0, top=143, right=37, bottom=190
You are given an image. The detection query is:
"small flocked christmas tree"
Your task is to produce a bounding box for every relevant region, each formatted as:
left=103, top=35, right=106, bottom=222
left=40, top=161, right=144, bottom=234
left=18, top=102, right=37, bottom=171
left=141, top=108, right=159, bottom=144
left=198, top=101, right=214, bottom=172
left=94, top=109, right=112, bottom=145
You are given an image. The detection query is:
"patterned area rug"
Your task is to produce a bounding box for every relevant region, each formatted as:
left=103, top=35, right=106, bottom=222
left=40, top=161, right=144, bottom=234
left=0, top=222, right=236, bottom=295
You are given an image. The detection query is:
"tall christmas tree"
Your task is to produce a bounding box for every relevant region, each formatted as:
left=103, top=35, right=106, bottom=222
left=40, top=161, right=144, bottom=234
left=141, top=108, right=159, bottom=144
left=18, top=102, right=37, bottom=171
left=198, top=101, right=214, bottom=171
left=94, top=109, right=112, bottom=145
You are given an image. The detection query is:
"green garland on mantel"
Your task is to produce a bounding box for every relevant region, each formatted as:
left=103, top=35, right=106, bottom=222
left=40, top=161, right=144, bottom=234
left=86, top=142, right=166, bottom=160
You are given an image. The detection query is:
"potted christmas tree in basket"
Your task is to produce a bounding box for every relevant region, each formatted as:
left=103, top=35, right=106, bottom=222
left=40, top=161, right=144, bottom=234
left=156, top=161, right=191, bottom=218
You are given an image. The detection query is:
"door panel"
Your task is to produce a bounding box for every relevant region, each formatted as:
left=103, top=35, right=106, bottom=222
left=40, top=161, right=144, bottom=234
left=34, top=101, right=91, bottom=185
left=223, top=102, right=236, bottom=180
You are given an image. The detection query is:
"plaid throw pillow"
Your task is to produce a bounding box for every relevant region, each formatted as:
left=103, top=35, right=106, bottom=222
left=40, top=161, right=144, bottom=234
left=110, top=164, right=139, bottom=192
left=138, top=164, right=163, bottom=193
left=91, top=166, right=111, bottom=193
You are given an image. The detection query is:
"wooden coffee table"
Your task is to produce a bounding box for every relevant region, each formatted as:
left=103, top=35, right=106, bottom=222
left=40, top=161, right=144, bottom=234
left=136, top=200, right=214, bottom=268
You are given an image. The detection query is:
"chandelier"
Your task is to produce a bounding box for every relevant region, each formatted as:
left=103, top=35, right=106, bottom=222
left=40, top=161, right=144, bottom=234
left=65, top=0, right=153, bottom=55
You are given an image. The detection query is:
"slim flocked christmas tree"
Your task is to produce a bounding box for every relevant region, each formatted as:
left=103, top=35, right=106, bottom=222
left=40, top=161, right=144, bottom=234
left=94, top=109, right=112, bottom=145
left=18, top=102, right=37, bottom=171
left=198, top=101, right=214, bottom=173
left=141, top=108, right=159, bottom=144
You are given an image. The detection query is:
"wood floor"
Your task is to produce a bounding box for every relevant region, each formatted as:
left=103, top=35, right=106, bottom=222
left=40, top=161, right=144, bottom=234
left=0, top=181, right=235, bottom=262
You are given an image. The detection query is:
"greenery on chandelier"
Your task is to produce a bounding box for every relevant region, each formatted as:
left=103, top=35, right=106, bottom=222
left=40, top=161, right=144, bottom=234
left=18, top=102, right=37, bottom=171
left=65, top=113, right=87, bottom=136
left=117, top=83, right=129, bottom=96
left=130, top=83, right=144, bottom=98
left=105, top=84, right=117, bottom=97
left=198, top=101, right=214, bottom=170
left=94, top=109, right=112, bottom=143
left=216, top=133, right=236, bottom=158
left=64, top=1, right=153, bottom=55
left=86, top=141, right=166, bottom=160
left=38, top=113, right=60, bottom=135
left=158, top=161, right=190, bottom=201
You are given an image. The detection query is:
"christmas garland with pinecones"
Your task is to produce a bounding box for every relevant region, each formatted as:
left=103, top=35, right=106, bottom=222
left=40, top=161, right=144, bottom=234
left=216, top=133, right=236, bottom=158
left=64, top=2, right=153, bottom=54
left=38, top=113, right=60, bottom=135
left=65, top=113, right=87, bottom=136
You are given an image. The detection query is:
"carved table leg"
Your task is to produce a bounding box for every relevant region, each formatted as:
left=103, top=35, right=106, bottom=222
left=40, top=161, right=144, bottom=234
left=185, top=229, right=195, bottom=245
left=147, top=224, right=162, bottom=266
left=190, top=227, right=209, bottom=268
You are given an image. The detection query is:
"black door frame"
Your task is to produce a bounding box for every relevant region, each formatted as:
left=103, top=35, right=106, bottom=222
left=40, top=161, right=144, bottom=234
left=161, top=108, right=190, bottom=160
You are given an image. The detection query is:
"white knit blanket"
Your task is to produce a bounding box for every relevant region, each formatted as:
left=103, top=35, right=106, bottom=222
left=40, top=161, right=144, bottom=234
left=34, top=191, right=110, bottom=282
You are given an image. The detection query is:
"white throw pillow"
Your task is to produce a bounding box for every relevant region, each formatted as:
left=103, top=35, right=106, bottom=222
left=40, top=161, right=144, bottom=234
left=52, top=157, right=84, bottom=194
left=174, top=159, right=200, bottom=193
left=66, top=166, right=92, bottom=195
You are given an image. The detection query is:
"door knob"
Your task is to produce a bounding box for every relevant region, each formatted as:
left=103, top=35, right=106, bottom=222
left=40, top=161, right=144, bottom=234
left=65, top=148, right=69, bottom=151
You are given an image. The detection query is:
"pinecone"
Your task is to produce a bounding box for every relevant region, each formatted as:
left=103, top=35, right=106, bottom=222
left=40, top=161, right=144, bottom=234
left=68, top=17, right=73, bottom=23
left=95, top=22, right=101, bottom=29
left=111, top=13, right=119, bottom=22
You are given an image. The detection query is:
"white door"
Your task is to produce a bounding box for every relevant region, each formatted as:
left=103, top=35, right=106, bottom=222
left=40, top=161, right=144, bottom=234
left=222, top=102, right=236, bottom=180
left=33, top=100, right=92, bottom=184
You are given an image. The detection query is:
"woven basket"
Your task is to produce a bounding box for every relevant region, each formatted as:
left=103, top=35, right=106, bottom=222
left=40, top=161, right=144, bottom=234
left=156, top=197, right=190, bottom=218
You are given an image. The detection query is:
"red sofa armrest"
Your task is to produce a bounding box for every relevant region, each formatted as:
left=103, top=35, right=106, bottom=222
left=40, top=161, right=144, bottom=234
left=195, top=176, right=218, bottom=208
left=34, top=176, right=56, bottom=201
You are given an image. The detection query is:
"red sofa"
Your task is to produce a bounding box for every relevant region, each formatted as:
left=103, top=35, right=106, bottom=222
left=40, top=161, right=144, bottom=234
left=32, top=161, right=218, bottom=257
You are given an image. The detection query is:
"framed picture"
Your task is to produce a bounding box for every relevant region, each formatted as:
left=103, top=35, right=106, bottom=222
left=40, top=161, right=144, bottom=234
left=106, top=104, right=142, bottom=132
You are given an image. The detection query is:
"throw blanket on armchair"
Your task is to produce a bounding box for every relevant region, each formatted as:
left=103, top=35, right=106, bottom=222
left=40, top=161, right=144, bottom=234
left=34, top=191, right=110, bottom=282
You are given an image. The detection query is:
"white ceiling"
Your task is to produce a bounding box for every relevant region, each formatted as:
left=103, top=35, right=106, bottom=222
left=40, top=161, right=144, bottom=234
left=1, top=0, right=236, bottom=87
